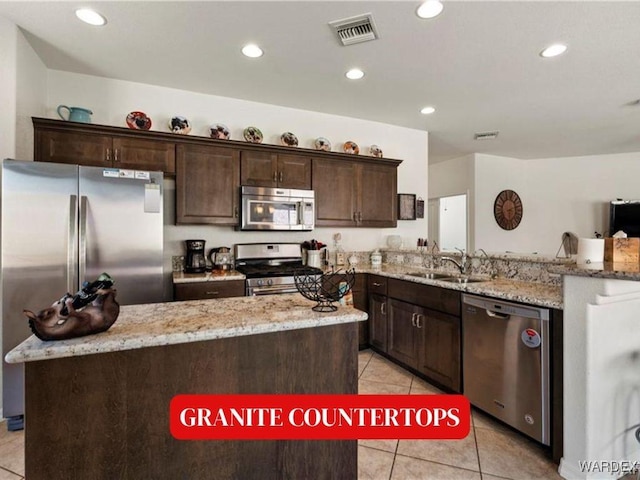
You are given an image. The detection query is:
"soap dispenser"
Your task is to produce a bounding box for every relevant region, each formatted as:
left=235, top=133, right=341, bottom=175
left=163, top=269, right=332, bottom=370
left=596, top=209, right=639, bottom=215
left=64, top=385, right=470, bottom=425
left=370, top=249, right=382, bottom=267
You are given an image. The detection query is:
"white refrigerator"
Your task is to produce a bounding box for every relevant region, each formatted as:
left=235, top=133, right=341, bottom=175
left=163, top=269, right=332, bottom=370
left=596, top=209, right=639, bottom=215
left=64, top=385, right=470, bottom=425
left=1, top=159, right=164, bottom=429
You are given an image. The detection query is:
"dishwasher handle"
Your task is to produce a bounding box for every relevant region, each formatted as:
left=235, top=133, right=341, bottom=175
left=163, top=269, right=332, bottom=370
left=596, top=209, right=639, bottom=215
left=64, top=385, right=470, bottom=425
left=486, top=309, right=510, bottom=319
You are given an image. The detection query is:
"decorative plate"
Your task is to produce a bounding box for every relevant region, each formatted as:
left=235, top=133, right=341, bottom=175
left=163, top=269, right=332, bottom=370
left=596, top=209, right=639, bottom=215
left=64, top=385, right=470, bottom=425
left=314, top=137, right=331, bottom=151
left=210, top=123, right=230, bottom=140
left=169, top=116, right=191, bottom=135
left=243, top=126, right=263, bottom=144
left=370, top=145, right=383, bottom=158
left=280, top=131, right=298, bottom=147
left=125, top=111, right=152, bottom=130
left=343, top=141, right=360, bottom=155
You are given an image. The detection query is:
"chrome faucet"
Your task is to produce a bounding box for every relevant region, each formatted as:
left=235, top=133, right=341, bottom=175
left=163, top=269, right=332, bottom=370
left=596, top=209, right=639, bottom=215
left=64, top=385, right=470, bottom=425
left=441, top=248, right=469, bottom=275
left=474, top=248, right=497, bottom=279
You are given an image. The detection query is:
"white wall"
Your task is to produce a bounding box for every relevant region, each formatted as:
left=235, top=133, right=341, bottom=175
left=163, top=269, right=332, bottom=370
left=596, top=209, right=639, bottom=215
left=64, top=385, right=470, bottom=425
left=474, top=153, right=533, bottom=253
left=15, top=29, right=47, bottom=161
left=0, top=17, right=17, bottom=161
left=431, top=151, right=640, bottom=256
left=45, top=71, right=429, bottom=277
left=428, top=154, right=474, bottom=251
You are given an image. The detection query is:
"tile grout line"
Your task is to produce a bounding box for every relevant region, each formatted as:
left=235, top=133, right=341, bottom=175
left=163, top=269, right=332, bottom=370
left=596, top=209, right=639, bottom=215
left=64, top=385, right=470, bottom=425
left=388, top=375, right=413, bottom=479
left=0, top=464, right=23, bottom=478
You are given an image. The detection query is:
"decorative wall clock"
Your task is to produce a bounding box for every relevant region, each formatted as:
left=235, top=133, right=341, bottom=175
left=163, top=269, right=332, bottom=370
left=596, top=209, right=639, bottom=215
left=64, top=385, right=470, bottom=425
left=493, top=189, right=523, bottom=230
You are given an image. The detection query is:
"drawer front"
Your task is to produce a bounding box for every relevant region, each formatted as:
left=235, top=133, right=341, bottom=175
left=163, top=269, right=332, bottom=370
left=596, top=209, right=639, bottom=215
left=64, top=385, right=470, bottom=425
left=174, top=280, right=245, bottom=301
left=368, top=274, right=388, bottom=296
left=388, top=278, right=460, bottom=316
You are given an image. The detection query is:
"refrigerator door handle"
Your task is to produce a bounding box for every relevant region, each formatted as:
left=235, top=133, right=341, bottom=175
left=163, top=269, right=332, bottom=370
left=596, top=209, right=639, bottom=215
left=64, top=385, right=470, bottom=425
left=79, top=195, right=88, bottom=284
left=68, top=195, right=79, bottom=294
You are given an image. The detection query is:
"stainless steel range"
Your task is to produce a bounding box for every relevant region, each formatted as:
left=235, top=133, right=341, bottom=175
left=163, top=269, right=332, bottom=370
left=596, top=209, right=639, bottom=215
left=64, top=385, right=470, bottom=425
left=234, top=243, right=323, bottom=296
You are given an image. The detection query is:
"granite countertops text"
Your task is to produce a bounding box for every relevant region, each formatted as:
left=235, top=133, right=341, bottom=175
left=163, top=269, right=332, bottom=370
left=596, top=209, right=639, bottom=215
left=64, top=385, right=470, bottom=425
left=5, top=295, right=366, bottom=364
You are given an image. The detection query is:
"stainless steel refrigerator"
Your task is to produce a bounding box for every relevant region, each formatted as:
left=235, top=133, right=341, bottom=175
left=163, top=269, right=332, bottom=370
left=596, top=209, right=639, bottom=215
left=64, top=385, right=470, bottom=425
left=1, top=159, right=164, bottom=429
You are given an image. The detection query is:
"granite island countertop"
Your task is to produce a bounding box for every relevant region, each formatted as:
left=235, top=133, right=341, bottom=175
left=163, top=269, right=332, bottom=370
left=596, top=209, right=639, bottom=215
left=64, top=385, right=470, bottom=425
left=5, top=294, right=367, bottom=364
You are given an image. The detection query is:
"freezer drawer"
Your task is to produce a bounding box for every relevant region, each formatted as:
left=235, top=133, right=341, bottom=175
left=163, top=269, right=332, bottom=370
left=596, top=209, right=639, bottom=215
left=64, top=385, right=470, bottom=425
left=462, top=294, right=550, bottom=445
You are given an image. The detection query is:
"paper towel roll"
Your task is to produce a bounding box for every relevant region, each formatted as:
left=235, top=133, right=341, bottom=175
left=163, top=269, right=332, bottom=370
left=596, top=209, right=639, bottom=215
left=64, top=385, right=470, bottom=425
left=577, top=238, right=605, bottom=264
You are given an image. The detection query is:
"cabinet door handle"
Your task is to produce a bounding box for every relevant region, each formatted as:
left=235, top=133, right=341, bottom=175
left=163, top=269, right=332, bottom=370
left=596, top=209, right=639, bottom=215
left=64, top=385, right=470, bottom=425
left=411, top=313, right=417, bottom=327
left=205, top=291, right=219, bottom=296
left=279, top=171, right=283, bottom=182
left=358, top=211, right=363, bottom=222
left=372, top=282, right=381, bottom=287
left=105, top=148, right=111, bottom=162
left=353, top=212, right=358, bottom=222
left=380, top=302, right=386, bottom=315
left=273, top=171, right=278, bottom=182
left=234, top=206, right=239, bottom=218
left=114, top=148, right=119, bottom=162
left=417, top=314, right=423, bottom=329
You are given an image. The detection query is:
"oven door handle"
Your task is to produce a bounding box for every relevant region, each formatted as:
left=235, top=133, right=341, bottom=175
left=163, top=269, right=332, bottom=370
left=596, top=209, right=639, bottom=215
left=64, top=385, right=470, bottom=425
left=249, top=285, right=300, bottom=296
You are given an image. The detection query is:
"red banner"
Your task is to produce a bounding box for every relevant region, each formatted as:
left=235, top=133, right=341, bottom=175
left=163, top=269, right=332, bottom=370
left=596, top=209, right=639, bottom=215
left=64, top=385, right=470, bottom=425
left=170, top=394, right=470, bottom=440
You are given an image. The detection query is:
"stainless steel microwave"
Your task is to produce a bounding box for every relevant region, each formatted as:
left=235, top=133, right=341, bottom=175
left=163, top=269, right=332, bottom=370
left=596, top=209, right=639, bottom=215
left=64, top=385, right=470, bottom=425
left=239, top=186, right=315, bottom=231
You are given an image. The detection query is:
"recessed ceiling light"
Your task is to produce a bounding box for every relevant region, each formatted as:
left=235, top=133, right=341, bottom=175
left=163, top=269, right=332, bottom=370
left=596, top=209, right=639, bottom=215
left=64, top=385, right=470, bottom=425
left=242, top=44, right=264, bottom=58
left=420, top=106, right=436, bottom=115
left=346, top=68, right=365, bottom=80
left=75, top=8, right=107, bottom=26
left=416, top=1, right=444, bottom=19
left=540, top=44, right=567, bottom=58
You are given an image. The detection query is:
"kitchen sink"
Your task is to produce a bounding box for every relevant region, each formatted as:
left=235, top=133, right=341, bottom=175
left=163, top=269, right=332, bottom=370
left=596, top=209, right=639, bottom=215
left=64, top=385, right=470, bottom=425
left=440, top=277, right=487, bottom=284
left=405, top=272, right=452, bottom=280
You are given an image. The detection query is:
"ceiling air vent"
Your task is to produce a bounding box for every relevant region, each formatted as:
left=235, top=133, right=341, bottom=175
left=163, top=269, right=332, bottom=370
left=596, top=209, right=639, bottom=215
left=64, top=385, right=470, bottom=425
left=474, top=131, right=500, bottom=140
left=329, top=13, right=379, bottom=46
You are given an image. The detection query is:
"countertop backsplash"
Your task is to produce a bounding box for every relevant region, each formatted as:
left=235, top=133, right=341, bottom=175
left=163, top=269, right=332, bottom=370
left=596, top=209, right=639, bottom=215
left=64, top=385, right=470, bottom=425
left=173, top=250, right=572, bottom=286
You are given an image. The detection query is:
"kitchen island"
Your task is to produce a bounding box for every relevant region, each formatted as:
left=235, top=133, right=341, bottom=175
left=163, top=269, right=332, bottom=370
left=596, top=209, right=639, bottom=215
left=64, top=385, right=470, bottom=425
left=5, top=294, right=367, bottom=480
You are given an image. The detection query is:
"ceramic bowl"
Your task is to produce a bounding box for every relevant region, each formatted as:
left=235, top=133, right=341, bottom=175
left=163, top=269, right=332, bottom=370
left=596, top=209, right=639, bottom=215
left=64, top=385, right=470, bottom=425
left=280, top=131, right=298, bottom=147
left=370, top=145, right=383, bottom=158
left=126, top=111, right=152, bottom=130
left=343, top=141, right=360, bottom=155
left=243, top=126, right=263, bottom=143
left=169, top=116, right=191, bottom=135
left=314, top=137, right=331, bottom=151
left=210, top=123, right=230, bottom=140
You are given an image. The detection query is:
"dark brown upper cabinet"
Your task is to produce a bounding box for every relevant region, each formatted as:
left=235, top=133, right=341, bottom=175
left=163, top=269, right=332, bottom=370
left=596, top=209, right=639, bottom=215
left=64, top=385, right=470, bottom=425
left=313, top=157, right=398, bottom=228
left=240, top=150, right=311, bottom=189
left=33, top=118, right=176, bottom=174
left=176, top=143, right=240, bottom=225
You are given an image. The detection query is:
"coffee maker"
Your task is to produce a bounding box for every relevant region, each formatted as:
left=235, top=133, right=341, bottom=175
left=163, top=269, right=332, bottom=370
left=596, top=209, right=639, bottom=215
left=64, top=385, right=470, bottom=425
left=184, top=239, right=207, bottom=273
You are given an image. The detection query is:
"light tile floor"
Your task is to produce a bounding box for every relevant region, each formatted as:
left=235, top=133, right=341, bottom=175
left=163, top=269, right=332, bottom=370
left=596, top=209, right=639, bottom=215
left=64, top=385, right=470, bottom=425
left=0, top=349, right=563, bottom=480
left=357, top=349, right=564, bottom=480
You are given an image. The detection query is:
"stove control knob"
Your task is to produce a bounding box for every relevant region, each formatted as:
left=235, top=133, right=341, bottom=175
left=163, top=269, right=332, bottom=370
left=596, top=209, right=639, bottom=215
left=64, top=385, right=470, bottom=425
left=257, top=279, right=264, bottom=287
left=267, top=279, right=273, bottom=286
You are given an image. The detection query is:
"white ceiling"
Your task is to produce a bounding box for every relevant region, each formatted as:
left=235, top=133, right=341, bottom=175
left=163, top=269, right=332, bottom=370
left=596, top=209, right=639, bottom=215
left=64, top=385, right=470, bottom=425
left=1, top=1, right=640, bottom=163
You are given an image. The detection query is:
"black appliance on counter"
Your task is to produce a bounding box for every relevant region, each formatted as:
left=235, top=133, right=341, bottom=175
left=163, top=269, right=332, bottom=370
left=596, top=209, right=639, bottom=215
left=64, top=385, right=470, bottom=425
left=234, top=243, right=322, bottom=296
left=185, top=239, right=207, bottom=273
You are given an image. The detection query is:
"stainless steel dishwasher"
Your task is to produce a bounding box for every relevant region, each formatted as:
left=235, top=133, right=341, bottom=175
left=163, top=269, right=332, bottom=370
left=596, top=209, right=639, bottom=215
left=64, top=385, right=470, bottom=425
left=462, top=293, right=550, bottom=445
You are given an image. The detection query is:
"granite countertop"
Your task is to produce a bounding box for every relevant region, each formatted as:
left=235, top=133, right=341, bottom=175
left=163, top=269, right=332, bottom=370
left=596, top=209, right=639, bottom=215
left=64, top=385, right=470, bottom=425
left=346, top=264, right=563, bottom=309
left=5, top=295, right=366, bottom=364
left=549, top=262, right=640, bottom=281
left=172, top=270, right=245, bottom=283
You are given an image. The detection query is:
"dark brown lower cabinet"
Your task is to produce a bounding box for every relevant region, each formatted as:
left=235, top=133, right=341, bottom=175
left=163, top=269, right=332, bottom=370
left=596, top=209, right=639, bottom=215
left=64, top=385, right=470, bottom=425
left=419, top=309, right=461, bottom=392
left=388, top=299, right=422, bottom=367
left=368, top=294, right=388, bottom=352
left=352, top=274, right=369, bottom=349
left=173, top=280, right=245, bottom=301
left=386, top=279, right=461, bottom=392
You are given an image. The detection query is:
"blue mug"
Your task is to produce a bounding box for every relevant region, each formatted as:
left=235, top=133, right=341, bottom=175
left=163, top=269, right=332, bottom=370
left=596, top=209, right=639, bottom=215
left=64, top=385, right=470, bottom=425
left=57, top=105, right=93, bottom=123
